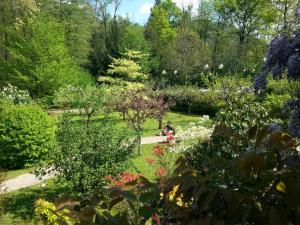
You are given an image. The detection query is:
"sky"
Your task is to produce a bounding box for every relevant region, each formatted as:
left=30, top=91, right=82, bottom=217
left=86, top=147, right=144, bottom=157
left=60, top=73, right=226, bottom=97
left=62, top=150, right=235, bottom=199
left=113, top=0, right=200, bottom=25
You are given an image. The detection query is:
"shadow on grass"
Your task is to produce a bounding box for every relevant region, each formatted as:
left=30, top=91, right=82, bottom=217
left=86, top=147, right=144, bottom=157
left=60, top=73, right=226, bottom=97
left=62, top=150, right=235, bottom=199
left=0, top=182, right=68, bottom=223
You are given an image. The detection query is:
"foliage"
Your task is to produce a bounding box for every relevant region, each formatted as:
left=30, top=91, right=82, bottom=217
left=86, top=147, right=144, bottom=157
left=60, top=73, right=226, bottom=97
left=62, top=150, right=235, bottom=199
left=216, top=91, right=282, bottom=137
left=164, top=31, right=211, bottom=84
left=262, top=93, right=293, bottom=122
left=42, top=115, right=135, bottom=201
left=0, top=83, right=33, bottom=105
left=253, top=28, right=300, bottom=94
left=0, top=104, right=55, bottom=169
left=36, top=176, right=160, bottom=225
left=5, top=13, right=92, bottom=97
left=35, top=198, right=78, bottom=225
left=266, top=76, right=300, bottom=96
left=53, top=85, right=107, bottom=120
left=120, top=89, right=167, bottom=155
left=35, top=125, right=300, bottom=225
left=169, top=118, right=214, bottom=154
left=144, top=145, right=178, bottom=180
left=163, top=125, right=300, bottom=224
left=106, top=49, right=148, bottom=82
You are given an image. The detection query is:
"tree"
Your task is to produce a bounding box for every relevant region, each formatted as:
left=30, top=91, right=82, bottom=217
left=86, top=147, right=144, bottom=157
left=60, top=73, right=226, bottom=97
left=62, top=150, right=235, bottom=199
left=145, top=5, right=176, bottom=60
left=43, top=115, right=135, bottom=201
left=150, top=91, right=169, bottom=129
left=273, top=0, right=298, bottom=34
left=160, top=0, right=181, bottom=26
left=216, top=0, right=276, bottom=68
left=106, top=49, right=148, bottom=82
left=0, top=0, right=38, bottom=86
left=7, top=14, right=91, bottom=97
left=54, top=85, right=107, bottom=121
left=122, top=90, right=164, bottom=155
left=59, top=1, right=96, bottom=66
left=164, top=31, right=211, bottom=84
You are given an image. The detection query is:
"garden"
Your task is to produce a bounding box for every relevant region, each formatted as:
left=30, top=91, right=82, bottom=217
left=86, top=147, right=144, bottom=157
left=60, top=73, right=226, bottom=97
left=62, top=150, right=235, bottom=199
left=0, top=0, right=300, bottom=224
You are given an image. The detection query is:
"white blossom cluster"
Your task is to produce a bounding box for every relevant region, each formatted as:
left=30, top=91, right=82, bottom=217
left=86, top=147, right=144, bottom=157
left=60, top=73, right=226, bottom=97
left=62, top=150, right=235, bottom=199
left=169, top=116, right=214, bottom=153
left=0, top=83, right=33, bottom=105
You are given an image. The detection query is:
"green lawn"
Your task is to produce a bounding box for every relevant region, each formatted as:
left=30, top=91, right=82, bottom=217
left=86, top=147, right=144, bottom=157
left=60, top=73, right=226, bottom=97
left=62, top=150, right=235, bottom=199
left=5, top=168, right=34, bottom=181
left=0, top=144, right=167, bottom=224
left=0, top=179, right=66, bottom=225
left=90, top=111, right=212, bottom=137
left=131, top=144, right=158, bottom=181
left=0, top=111, right=211, bottom=224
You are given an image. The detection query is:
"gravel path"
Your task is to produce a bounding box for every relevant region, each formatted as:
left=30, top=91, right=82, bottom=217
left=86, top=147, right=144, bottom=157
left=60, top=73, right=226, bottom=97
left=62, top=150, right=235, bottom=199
left=1, top=136, right=167, bottom=193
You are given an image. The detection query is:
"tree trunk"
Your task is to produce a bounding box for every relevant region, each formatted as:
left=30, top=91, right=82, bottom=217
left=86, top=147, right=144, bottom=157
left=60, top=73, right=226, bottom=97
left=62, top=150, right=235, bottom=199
left=212, top=17, right=221, bottom=72
left=122, top=111, right=125, bottom=120
left=158, top=118, right=163, bottom=129
left=137, top=132, right=142, bottom=156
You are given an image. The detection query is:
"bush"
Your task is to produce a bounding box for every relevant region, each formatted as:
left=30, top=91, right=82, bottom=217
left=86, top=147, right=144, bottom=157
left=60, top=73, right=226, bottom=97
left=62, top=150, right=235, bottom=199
left=162, top=86, right=221, bottom=116
left=0, top=104, right=55, bottom=169
left=0, top=84, right=33, bottom=105
left=262, top=93, right=293, bottom=122
left=44, top=115, right=136, bottom=201
left=53, top=85, right=107, bottom=120
left=266, top=76, right=300, bottom=96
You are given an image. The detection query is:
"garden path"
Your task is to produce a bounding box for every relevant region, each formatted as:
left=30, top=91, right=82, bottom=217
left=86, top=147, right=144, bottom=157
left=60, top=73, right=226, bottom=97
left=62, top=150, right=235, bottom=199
left=1, top=136, right=166, bottom=193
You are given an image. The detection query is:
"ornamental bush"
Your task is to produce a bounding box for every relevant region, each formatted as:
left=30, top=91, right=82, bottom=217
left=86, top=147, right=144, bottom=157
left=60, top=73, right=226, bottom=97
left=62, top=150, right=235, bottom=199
left=44, top=115, right=136, bottom=201
left=0, top=104, right=55, bottom=169
left=0, top=84, right=34, bottom=105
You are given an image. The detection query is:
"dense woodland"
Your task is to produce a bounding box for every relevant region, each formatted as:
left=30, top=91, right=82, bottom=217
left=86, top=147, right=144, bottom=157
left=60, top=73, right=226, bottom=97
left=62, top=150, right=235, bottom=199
left=1, top=0, right=299, bottom=96
left=1, top=0, right=300, bottom=225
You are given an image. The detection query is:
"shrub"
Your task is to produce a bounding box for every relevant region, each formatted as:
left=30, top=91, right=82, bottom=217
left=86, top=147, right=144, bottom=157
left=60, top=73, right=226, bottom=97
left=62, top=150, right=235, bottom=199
left=0, top=84, right=33, bottom=105
left=35, top=126, right=300, bottom=225
left=0, top=104, right=55, bottom=169
left=163, top=85, right=221, bottom=116
left=266, top=76, right=300, bottom=96
left=53, top=85, right=107, bottom=120
left=43, top=115, right=136, bottom=201
left=262, top=93, right=293, bottom=122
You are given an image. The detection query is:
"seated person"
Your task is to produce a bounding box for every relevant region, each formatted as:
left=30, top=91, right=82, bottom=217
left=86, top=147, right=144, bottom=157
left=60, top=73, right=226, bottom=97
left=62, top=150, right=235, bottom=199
left=160, top=121, right=175, bottom=136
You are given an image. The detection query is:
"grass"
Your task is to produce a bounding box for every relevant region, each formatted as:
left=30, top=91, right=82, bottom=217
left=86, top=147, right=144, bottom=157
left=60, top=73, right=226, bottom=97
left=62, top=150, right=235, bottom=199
left=0, top=111, right=210, bottom=224
left=131, top=144, right=158, bottom=181
left=88, top=111, right=212, bottom=137
left=5, top=168, right=34, bottom=181
left=0, top=144, right=167, bottom=224
left=0, top=179, right=66, bottom=225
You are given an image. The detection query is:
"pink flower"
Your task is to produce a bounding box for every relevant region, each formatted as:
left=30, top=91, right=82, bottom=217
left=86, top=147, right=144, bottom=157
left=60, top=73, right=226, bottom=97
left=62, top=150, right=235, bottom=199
left=152, top=145, right=164, bottom=157
left=145, top=157, right=156, bottom=165
left=152, top=213, right=161, bottom=225
left=106, top=172, right=143, bottom=187
left=155, top=167, right=167, bottom=177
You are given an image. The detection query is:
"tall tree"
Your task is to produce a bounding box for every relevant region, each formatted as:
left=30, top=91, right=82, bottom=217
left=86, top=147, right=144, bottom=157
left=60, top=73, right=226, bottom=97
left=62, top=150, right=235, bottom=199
left=215, top=0, right=276, bottom=69
left=0, top=0, right=38, bottom=86
left=273, top=0, right=298, bottom=34
left=7, top=14, right=91, bottom=97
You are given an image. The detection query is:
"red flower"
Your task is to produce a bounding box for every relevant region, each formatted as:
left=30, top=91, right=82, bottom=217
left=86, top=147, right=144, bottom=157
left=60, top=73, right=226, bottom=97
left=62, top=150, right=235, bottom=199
left=166, top=133, right=175, bottom=142
left=152, top=145, right=164, bottom=157
left=105, top=175, right=113, bottom=181
left=152, top=213, right=161, bottom=225
left=155, top=167, right=167, bottom=177
left=106, top=172, right=143, bottom=187
left=145, top=157, right=156, bottom=165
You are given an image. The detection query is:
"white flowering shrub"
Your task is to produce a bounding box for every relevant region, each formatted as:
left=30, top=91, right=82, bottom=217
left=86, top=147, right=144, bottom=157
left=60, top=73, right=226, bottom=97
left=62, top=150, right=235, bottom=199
left=169, top=116, right=214, bottom=153
left=0, top=84, right=33, bottom=105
